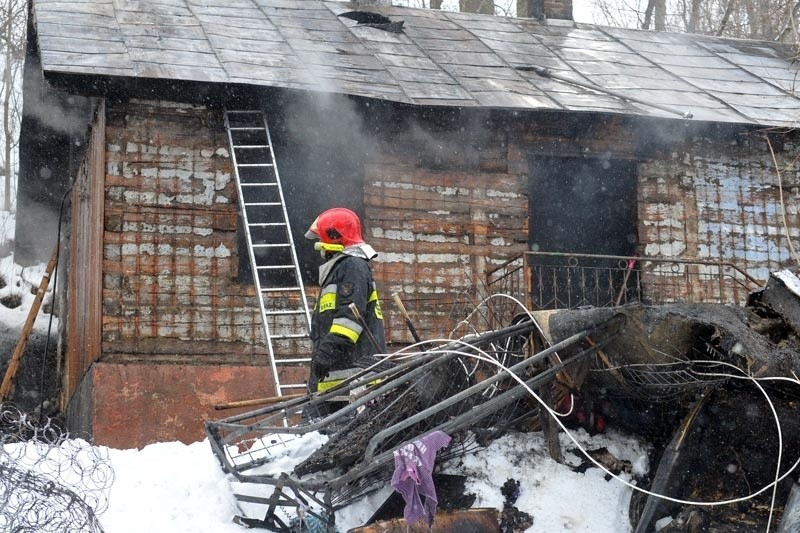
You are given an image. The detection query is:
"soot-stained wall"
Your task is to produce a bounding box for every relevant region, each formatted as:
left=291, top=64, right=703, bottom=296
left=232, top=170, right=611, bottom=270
left=62, top=94, right=800, bottom=447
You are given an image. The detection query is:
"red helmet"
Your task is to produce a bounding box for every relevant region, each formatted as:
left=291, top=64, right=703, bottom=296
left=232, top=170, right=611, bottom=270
left=305, top=208, right=364, bottom=247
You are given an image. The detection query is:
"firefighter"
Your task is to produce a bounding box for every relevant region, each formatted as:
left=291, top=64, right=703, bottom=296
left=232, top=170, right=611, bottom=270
left=304, top=207, right=386, bottom=394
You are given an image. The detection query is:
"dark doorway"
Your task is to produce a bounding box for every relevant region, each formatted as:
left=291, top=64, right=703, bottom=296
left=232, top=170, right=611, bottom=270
left=528, top=155, right=638, bottom=309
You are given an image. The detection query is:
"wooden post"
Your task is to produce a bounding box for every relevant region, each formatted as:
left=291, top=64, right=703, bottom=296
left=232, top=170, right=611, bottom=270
left=0, top=246, right=58, bottom=400
left=214, top=393, right=305, bottom=410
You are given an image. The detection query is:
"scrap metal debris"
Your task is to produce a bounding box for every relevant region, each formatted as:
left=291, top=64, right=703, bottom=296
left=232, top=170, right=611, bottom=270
left=206, top=271, right=800, bottom=532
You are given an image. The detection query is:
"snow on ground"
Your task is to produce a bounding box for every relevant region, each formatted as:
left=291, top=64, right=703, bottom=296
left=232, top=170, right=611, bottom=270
left=447, top=429, right=649, bottom=533
left=92, top=428, right=649, bottom=533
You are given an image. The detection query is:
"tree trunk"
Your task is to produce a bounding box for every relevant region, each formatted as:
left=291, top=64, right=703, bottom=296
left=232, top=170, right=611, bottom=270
left=654, top=0, right=667, bottom=31
left=687, top=0, right=703, bottom=33
left=3, top=0, right=13, bottom=211
left=716, top=0, right=737, bottom=36
left=0, top=0, right=25, bottom=212
left=642, top=0, right=655, bottom=29
left=745, top=0, right=759, bottom=38
left=430, top=0, right=443, bottom=9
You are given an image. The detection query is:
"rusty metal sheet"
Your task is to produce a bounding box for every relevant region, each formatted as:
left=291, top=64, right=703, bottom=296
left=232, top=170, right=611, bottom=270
left=347, top=508, right=500, bottom=533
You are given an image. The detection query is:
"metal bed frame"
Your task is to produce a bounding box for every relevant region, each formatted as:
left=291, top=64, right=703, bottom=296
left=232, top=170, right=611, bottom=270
left=205, top=316, right=623, bottom=531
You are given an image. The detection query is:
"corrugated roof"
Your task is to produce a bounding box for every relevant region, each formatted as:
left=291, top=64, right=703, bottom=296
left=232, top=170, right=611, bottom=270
left=32, top=0, right=800, bottom=126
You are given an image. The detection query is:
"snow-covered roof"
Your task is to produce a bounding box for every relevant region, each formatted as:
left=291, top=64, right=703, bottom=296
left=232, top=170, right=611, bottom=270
left=32, top=0, right=800, bottom=126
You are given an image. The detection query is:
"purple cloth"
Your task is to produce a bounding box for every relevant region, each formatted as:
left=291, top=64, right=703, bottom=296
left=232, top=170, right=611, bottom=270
left=390, top=430, right=451, bottom=527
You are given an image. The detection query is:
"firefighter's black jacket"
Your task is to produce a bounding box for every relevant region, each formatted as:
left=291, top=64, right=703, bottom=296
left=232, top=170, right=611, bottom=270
left=310, top=251, right=386, bottom=378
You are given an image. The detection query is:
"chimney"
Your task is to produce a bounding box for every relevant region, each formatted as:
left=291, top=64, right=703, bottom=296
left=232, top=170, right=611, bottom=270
left=354, top=0, right=392, bottom=6
left=521, top=0, right=573, bottom=20
left=544, top=0, right=573, bottom=20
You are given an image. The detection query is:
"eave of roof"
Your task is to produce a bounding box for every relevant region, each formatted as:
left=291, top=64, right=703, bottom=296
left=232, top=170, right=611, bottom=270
left=31, top=0, right=800, bottom=127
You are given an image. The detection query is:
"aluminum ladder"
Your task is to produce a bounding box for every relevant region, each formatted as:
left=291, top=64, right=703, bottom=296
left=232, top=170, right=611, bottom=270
left=224, top=109, right=312, bottom=397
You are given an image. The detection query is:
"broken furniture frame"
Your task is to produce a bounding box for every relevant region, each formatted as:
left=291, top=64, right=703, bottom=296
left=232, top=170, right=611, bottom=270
left=206, top=316, right=623, bottom=531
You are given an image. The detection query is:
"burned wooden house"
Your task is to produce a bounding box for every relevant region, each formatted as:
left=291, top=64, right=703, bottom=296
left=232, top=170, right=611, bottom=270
left=16, top=0, right=800, bottom=449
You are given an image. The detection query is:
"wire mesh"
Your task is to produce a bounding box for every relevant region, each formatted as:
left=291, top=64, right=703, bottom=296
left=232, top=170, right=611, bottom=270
left=588, top=336, right=732, bottom=403
left=0, top=403, right=114, bottom=533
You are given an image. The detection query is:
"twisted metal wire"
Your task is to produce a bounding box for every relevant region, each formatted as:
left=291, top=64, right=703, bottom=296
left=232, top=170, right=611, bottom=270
left=0, top=404, right=114, bottom=533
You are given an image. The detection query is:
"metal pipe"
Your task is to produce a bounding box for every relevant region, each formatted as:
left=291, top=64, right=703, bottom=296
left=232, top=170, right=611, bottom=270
left=517, top=65, right=693, bottom=119
left=363, top=325, right=607, bottom=460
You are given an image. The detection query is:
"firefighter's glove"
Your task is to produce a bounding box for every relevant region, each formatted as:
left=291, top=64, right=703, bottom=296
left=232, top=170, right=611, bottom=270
left=310, top=358, right=330, bottom=382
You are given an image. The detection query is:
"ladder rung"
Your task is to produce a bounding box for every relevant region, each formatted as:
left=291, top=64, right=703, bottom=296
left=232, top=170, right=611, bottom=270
left=227, top=110, right=261, bottom=115
left=271, top=334, right=310, bottom=340
left=233, top=144, right=270, bottom=149
left=256, top=265, right=295, bottom=270
left=274, top=358, right=312, bottom=364
left=228, top=126, right=266, bottom=131
left=237, top=163, right=274, bottom=167
left=265, top=309, right=306, bottom=316
left=248, top=222, right=287, bottom=227
left=240, top=183, right=278, bottom=187
left=244, top=202, right=282, bottom=207
left=261, top=286, right=301, bottom=293
left=252, top=243, right=290, bottom=248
